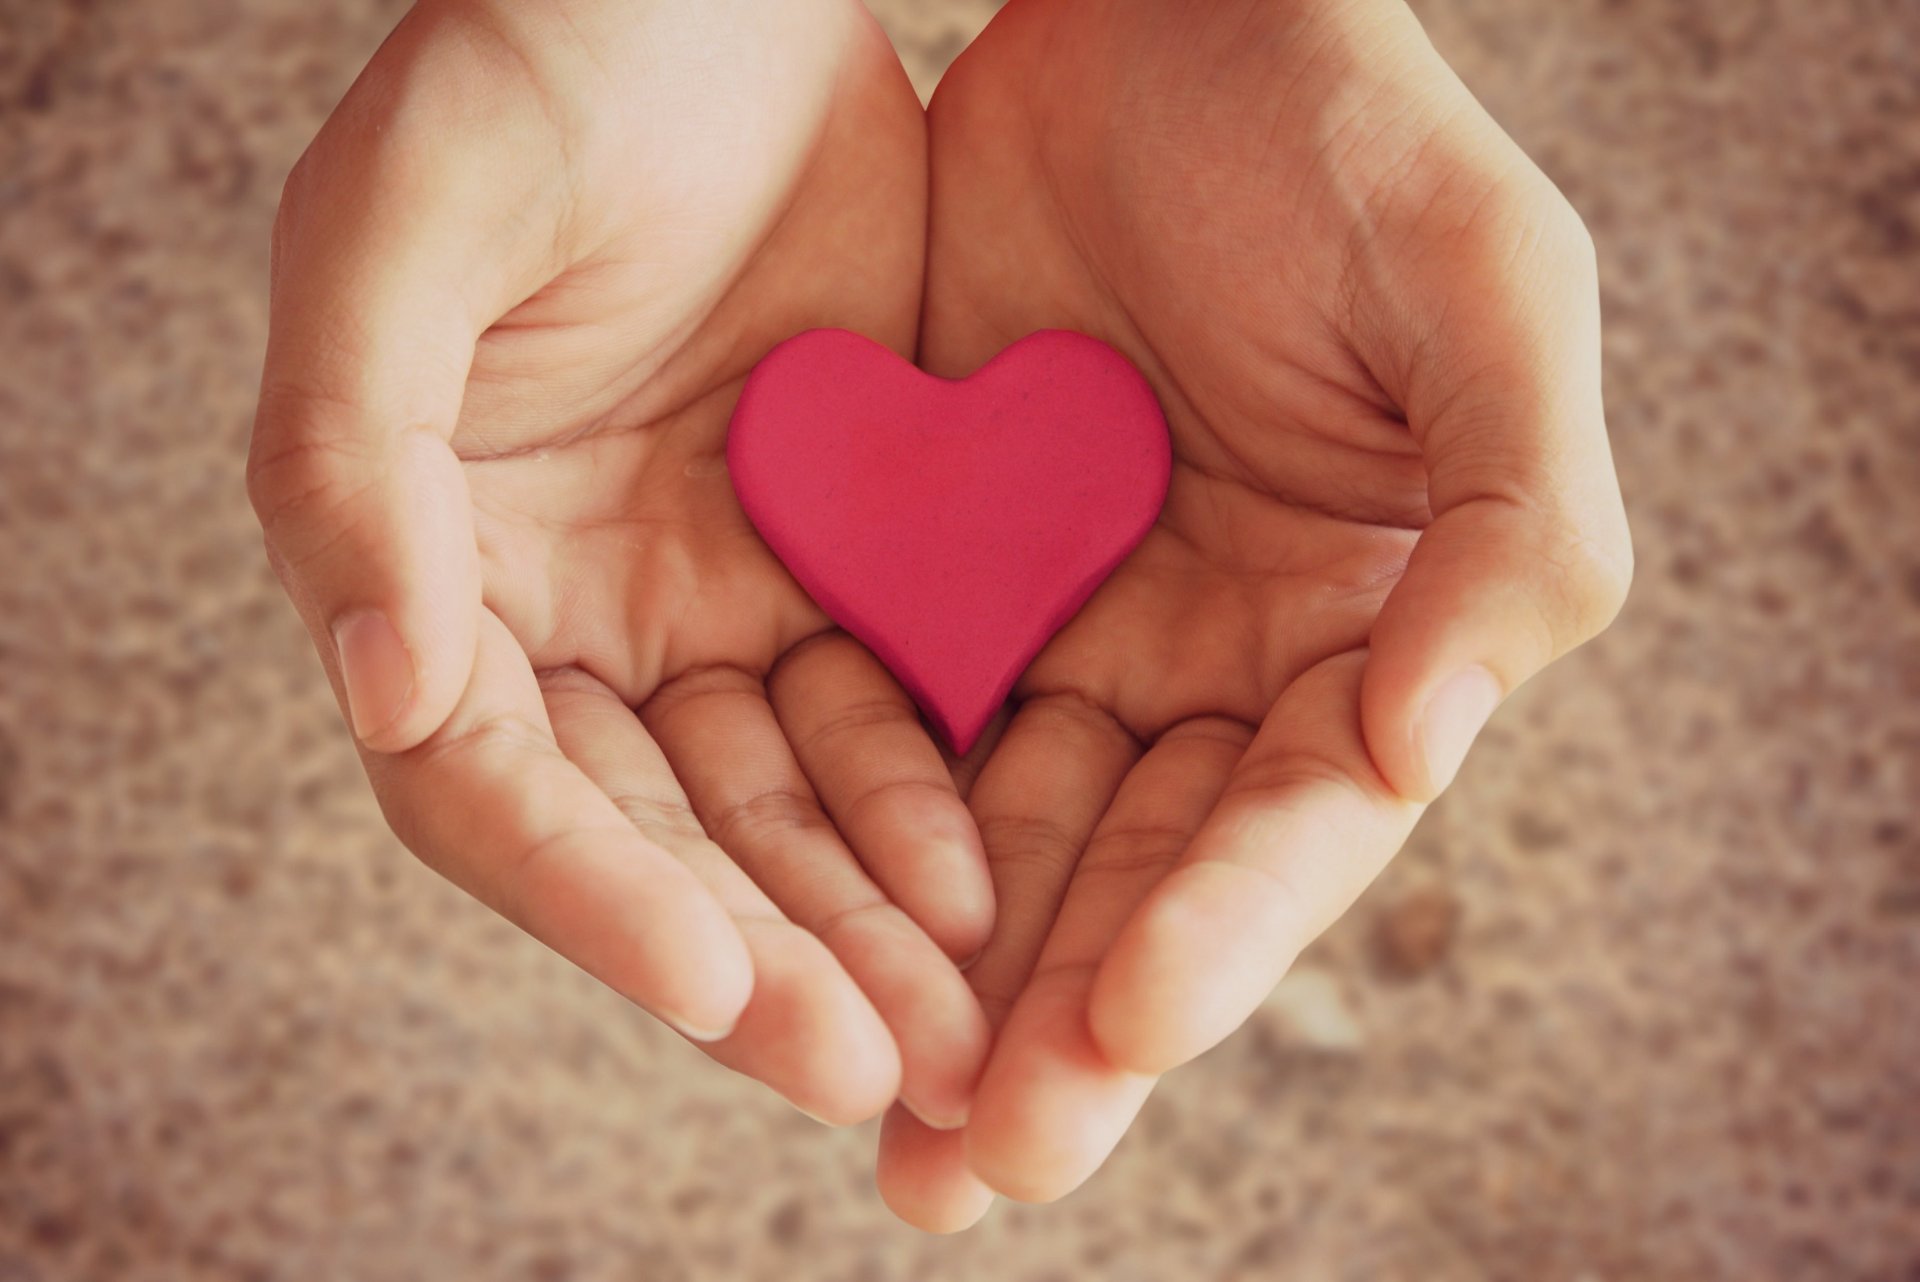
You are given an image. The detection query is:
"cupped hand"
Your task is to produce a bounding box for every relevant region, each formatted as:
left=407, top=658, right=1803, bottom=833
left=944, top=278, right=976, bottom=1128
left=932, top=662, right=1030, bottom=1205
left=879, top=0, right=1632, bottom=1226
left=246, top=0, right=993, bottom=1127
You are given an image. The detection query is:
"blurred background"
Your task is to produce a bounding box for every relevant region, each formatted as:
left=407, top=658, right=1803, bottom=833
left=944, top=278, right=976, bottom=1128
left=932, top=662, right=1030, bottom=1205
left=2, top=0, right=1917, bottom=1278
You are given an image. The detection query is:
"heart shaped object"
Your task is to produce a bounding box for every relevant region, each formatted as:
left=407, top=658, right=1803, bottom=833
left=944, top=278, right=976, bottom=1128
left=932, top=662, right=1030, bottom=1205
left=728, top=328, right=1171, bottom=752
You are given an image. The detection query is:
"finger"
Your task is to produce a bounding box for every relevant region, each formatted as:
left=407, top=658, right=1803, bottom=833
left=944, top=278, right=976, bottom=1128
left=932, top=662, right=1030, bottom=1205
left=944, top=703, right=1011, bottom=803
left=541, top=666, right=900, bottom=1124
left=873, top=693, right=1138, bottom=1228
left=646, top=666, right=987, bottom=1130
left=364, top=612, right=752, bottom=1044
left=247, top=9, right=569, bottom=755
left=965, top=719, right=1250, bottom=1203
left=1358, top=195, right=1632, bottom=800
left=963, top=693, right=1143, bottom=1024
left=875, top=1105, right=995, bottom=1235
left=1089, top=651, right=1422, bottom=1075
left=770, top=633, right=994, bottom=962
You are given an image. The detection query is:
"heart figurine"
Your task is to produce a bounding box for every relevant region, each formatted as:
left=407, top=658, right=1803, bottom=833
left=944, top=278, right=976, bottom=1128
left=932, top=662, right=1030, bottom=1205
left=727, top=328, right=1171, bottom=753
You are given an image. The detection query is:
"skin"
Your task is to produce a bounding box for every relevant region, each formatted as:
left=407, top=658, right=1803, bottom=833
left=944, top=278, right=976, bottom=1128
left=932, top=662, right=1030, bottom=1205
left=247, top=0, right=994, bottom=1128
left=877, top=0, right=1632, bottom=1229
left=251, top=0, right=1632, bottom=1230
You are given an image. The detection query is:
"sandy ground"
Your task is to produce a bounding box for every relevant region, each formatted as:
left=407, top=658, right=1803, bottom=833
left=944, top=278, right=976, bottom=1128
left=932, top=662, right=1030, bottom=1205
left=2, top=1, right=1918, bottom=1278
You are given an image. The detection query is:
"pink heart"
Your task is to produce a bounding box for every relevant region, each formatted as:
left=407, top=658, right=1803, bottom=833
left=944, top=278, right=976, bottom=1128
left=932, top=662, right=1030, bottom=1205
left=728, top=328, right=1171, bottom=752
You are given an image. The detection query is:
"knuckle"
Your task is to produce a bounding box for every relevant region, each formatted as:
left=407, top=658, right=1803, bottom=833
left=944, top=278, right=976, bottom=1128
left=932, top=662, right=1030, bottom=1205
left=244, top=423, right=379, bottom=559
left=1554, top=527, right=1634, bottom=637
left=792, top=694, right=911, bottom=759
left=1553, top=203, right=1599, bottom=276
left=376, top=713, right=554, bottom=862
left=1458, top=172, right=1598, bottom=291
left=709, top=786, right=833, bottom=853
left=417, top=711, right=552, bottom=777
left=1527, top=182, right=1597, bottom=270
left=605, top=789, right=702, bottom=845
left=1531, top=201, right=1601, bottom=302
left=1221, top=754, right=1359, bottom=810
left=1018, top=690, right=1140, bottom=757
left=1157, top=716, right=1257, bottom=753
left=976, top=814, right=1084, bottom=880
left=840, top=775, right=954, bottom=829
left=244, top=423, right=323, bottom=520
left=643, top=665, right=764, bottom=725
left=808, top=899, right=897, bottom=948
left=489, top=828, right=583, bottom=920
left=1078, top=824, right=1191, bottom=879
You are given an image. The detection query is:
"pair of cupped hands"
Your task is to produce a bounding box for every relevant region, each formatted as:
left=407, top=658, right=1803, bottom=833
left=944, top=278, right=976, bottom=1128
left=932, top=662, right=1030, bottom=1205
left=247, top=0, right=1630, bottom=1232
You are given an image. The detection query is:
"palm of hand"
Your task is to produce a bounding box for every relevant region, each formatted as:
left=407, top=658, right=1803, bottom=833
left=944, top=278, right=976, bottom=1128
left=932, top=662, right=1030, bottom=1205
left=255, top=0, right=993, bottom=1128
left=462, top=4, right=1013, bottom=1129
left=260, top=0, right=1625, bottom=1226
left=446, top=1, right=906, bottom=683
left=464, top=7, right=1002, bottom=1127
left=878, top=0, right=1623, bottom=1223
left=925, top=0, right=1467, bottom=734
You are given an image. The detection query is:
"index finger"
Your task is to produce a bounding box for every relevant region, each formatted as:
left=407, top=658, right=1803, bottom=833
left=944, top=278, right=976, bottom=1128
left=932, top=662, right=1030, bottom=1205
left=249, top=4, right=568, bottom=754
left=365, top=610, right=754, bottom=1042
left=1355, top=169, right=1631, bottom=800
left=1087, top=650, right=1422, bottom=1075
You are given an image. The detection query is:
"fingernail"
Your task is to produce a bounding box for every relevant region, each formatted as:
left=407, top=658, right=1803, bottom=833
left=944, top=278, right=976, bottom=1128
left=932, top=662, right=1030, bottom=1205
left=332, top=609, right=414, bottom=746
left=1420, top=666, right=1503, bottom=795
left=663, top=1012, right=738, bottom=1044
left=900, top=1096, right=970, bottom=1132
left=956, top=948, right=984, bottom=972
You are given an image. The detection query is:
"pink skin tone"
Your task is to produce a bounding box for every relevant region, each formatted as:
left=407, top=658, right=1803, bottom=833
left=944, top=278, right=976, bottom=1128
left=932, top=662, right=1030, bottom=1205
left=250, top=0, right=992, bottom=1130
left=877, top=0, right=1629, bottom=1229
left=250, top=0, right=1630, bottom=1231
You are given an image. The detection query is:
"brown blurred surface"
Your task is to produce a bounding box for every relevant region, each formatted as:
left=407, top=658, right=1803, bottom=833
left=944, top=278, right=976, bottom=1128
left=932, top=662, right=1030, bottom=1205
left=3, top=1, right=1919, bottom=1278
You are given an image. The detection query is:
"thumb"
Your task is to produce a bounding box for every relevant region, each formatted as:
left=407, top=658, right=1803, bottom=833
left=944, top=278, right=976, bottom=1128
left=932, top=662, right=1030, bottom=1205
left=248, top=371, right=477, bottom=754
left=246, top=15, right=564, bottom=753
left=1360, top=199, right=1634, bottom=801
